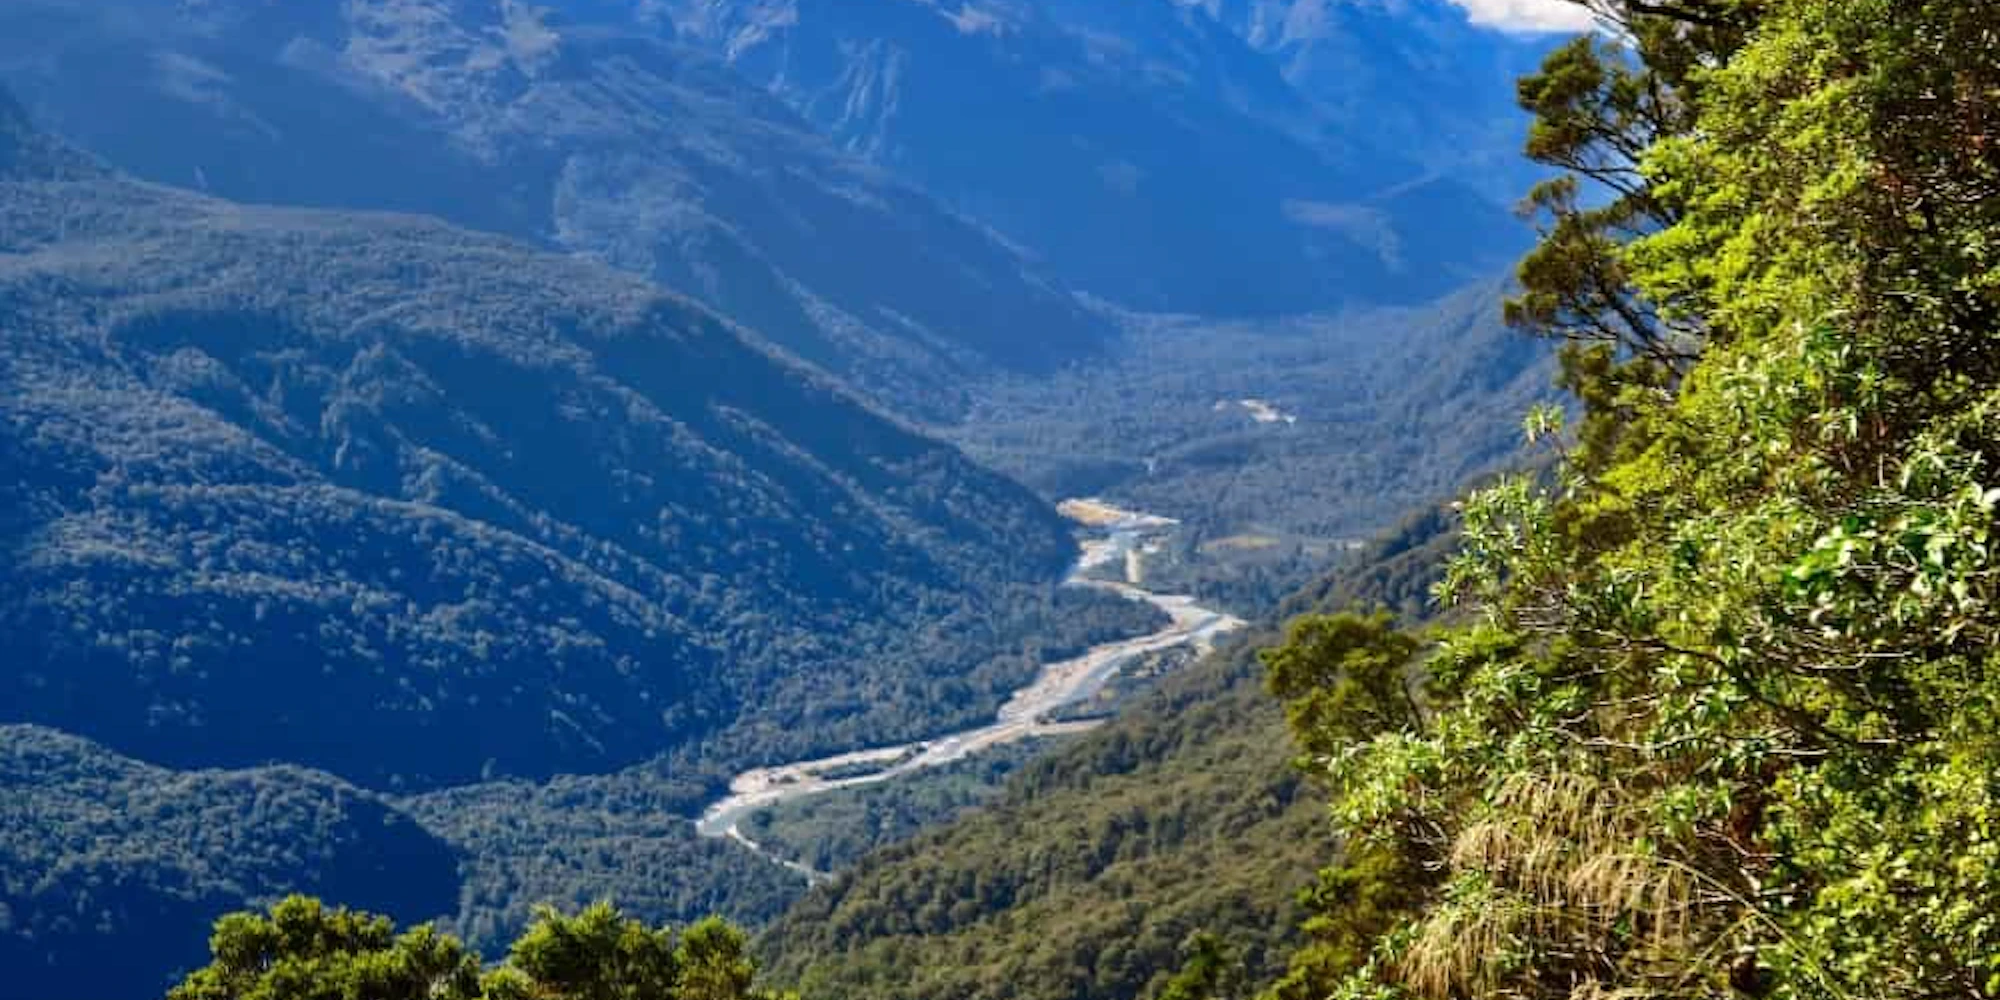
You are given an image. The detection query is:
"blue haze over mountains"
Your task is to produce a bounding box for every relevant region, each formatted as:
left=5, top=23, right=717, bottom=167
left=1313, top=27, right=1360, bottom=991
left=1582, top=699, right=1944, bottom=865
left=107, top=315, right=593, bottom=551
left=0, top=84, right=1082, bottom=786
left=0, top=0, right=1109, bottom=418
left=0, top=2, right=1565, bottom=998
left=0, top=79, right=1105, bottom=997
left=622, top=0, right=1535, bottom=315
left=0, top=0, right=1539, bottom=382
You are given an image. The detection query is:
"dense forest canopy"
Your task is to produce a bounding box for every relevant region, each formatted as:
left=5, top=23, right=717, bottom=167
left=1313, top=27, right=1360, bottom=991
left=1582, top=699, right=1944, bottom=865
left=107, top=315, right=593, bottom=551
left=0, top=105, right=1100, bottom=788
left=1255, top=0, right=2000, bottom=997
left=14, top=1, right=2000, bottom=999
left=754, top=503, right=1462, bottom=1000
left=167, top=897, right=787, bottom=1000
left=0, top=0, right=1114, bottom=422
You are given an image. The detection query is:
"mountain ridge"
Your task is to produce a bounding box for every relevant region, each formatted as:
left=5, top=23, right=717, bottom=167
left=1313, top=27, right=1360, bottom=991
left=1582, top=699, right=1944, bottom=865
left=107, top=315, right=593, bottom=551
left=654, top=0, right=1529, bottom=316
left=0, top=96, right=1082, bottom=790
left=1181, top=0, right=1559, bottom=202
left=0, top=724, right=462, bottom=1000
left=0, top=0, right=1109, bottom=420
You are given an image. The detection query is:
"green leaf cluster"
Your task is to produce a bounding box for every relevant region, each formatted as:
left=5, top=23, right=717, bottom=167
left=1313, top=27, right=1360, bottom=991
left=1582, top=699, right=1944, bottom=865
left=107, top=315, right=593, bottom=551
left=1260, top=1, right=2000, bottom=997
left=753, top=505, right=1468, bottom=1000
left=169, top=897, right=789, bottom=1000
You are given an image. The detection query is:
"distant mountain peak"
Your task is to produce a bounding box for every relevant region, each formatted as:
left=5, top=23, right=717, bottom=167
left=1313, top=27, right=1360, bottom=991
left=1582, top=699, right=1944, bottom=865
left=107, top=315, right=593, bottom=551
left=0, top=86, right=32, bottom=162
left=0, top=86, right=98, bottom=182
left=0, top=0, right=1106, bottom=420
left=661, top=0, right=1526, bottom=314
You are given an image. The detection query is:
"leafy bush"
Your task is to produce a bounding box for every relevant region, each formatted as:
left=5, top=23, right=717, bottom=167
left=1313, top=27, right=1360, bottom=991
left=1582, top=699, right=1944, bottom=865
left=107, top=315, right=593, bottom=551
left=168, top=897, right=789, bottom=1000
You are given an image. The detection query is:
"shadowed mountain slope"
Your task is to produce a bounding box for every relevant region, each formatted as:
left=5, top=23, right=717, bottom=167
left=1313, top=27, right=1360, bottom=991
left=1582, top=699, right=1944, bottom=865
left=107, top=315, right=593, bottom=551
left=0, top=725, right=461, bottom=1000
left=0, top=0, right=1107, bottom=419
left=655, top=0, right=1528, bottom=316
left=0, top=99, right=1075, bottom=789
left=1183, top=0, right=1565, bottom=201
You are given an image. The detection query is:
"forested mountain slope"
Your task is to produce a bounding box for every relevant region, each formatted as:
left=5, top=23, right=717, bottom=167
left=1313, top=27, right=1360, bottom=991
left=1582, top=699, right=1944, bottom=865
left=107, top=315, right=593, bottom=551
left=0, top=91, right=1079, bottom=789
left=657, top=0, right=1527, bottom=315
left=950, top=280, right=1551, bottom=547
left=0, top=0, right=1105, bottom=419
left=758, top=504, right=1459, bottom=1000
left=0, top=726, right=462, bottom=1000
left=20, top=1, right=1993, bottom=999
left=3, top=726, right=809, bottom=1000
left=1231, top=2, right=2000, bottom=997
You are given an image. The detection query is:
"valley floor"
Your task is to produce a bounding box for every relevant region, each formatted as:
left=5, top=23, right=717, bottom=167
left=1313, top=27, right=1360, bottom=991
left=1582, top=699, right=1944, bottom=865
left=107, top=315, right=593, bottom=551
left=695, top=501, right=1248, bottom=876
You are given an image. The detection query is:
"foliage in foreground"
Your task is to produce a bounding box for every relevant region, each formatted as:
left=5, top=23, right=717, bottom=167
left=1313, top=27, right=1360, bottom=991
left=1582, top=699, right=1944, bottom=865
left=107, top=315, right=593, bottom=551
left=755, top=504, right=1461, bottom=1000
left=1256, top=1, right=2000, bottom=998
left=169, top=897, right=787, bottom=1000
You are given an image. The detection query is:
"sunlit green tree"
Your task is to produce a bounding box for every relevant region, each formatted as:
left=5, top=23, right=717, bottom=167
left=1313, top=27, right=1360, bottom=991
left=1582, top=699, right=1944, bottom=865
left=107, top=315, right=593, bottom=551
left=1263, top=1, right=2000, bottom=997
left=170, top=898, right=790, bottom=1000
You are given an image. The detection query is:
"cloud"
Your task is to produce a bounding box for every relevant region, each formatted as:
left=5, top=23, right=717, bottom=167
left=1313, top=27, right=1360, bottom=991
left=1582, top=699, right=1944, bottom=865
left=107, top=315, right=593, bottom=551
left=1449, top=0, right=1600, bottom=33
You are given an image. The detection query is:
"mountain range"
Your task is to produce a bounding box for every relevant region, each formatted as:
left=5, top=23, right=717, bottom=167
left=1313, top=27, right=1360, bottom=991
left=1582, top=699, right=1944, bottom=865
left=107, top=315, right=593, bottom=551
left=0, top=0, right=1549, bottom=418
left=0, top=88, right=1085, bottom=788
left=0, top=1, right=1579, bottom=997
left=657, top=0, right=1530, bottom=315
left=0, top=0, right=1110, bottom=419
left=1184, top=0, right=1556, bottom=201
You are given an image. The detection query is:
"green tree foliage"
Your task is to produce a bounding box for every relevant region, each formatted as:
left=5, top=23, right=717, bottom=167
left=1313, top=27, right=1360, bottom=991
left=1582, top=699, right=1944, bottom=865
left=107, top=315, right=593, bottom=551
left=1255, top=618, right=1438, bottom=1000
left=756, top=508, right=1466, bottom=1000
left=1157, top=933, right=1248, bottom=1000
left=170, top=898, right=787, bottom=1000
left=169, top=898, right=483, bottom=1000
left=1261, top=1, right=2000, bottom=997
left=1263, top=614, right=1424, bottom=760
left=0, top=727, right=463, bottom=1000
left=1508, top=2, right=1754, bottom=368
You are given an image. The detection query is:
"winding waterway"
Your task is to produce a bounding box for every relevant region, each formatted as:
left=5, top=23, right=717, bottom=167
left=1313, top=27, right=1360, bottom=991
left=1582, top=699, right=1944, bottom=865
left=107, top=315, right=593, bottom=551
left=693, top=500, right=1247, bottom=877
